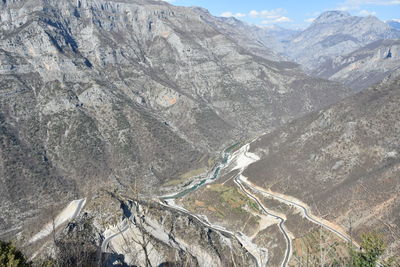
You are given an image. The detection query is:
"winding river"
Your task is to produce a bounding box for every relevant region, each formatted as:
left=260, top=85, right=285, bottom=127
left=103, top=141, right=358, bottom=267
left=160, top=142, right=240, bottom=200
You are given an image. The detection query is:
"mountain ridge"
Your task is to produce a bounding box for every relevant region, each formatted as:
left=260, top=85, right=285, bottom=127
left=278, top=10, right=400, bottom=78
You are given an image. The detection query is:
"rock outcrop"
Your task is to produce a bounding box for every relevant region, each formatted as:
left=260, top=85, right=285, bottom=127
left=313, top=39, right=400, bottom=90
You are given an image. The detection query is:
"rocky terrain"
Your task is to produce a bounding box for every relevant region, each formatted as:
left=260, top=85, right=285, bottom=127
left=23, top=191, right=260, bottom=267
left=207, top=18, right=298, bottom=57
left=313, top=39, right=400, bottom=90
left=244, top=70, right=400, bottom=256
left=276, top=11, right=400, bottom=86
left=1, top=0, right=399, bottom=266
left=0, top=0, right=353, bottom=254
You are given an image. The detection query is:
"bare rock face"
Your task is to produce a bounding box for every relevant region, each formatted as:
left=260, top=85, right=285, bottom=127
left=283, top=11, right=400, bottom=73
left=0, top=0, right=351, bottom=239
left=110, top=200, right=258, bottom=267
left=245, top=71, right=400, bottom=255
left=313, top=39, right=400, bottom=90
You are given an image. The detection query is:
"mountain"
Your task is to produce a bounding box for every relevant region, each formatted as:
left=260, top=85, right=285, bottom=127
left=284, top=11, right=400, bottom=72
left=201, top=14, right=284, bottom=61
left=263, top=25, right=301, bottom=43
left=244, top=70, right=400, bottom=256
left=0, top=0, right=352, bottom=245
left=313, top=39, right=400, bottom=90
left=387, top=20, right=400, bottom=30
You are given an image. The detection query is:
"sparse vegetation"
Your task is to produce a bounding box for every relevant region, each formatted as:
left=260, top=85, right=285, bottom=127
left=291, top=228, right=349, bottom=266
left=182, top=183, right=262, bottom=235
left=291, top=231, right=398, bottom=267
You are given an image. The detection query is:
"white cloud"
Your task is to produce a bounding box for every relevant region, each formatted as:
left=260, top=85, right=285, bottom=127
left=261, top=16, right=291, bottom=24
left=248, top=8, right=287, bottom=19
left=220, top=8, right=291, bottom=23
left=338, top=0, right=400, bottom=11
left=220, top=11, right=246, bottom=18
left=305, top=17, right=316, bottom=23
left=358, top=9, right=377, bottom=15
left=235, top=13, right=246, bottom=18
left=248, top=8, right=292, bottom=24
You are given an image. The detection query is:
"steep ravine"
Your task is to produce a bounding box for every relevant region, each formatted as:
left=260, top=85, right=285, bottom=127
left=27, top=139, right=369, bottom=266
left=101, top=199, right=260, bottom=267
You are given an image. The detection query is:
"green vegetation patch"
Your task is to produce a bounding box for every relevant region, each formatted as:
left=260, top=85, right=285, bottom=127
left=0, top=241, right=29, bottom=267
left=179, top=167, right=208, bottom=180
left=207, top=184, right=260, bottom=213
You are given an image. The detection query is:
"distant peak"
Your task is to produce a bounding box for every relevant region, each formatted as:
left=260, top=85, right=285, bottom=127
left=190, top=6, right=211, bottom=14
left=314, top=11, right=351, bottom=24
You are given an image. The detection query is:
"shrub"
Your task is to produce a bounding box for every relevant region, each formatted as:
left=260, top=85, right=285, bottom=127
left=0, top=240, right=29, bottom=267
left=349, top=233, right=392, bottom=267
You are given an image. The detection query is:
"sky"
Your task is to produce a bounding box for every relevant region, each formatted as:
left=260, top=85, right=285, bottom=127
left=164, top=0, right=400, bottom=29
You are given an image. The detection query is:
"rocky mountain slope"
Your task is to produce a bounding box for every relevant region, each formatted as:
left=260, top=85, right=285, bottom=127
left=313, top=39, right=400, bottom=90
left=198, top=14, right=284, bottom=61
left=282, top=11, right=400, bottom=73
left=211, top=19, right=299, bottom=56
left=0, top=0, right=352, bottom=242
left=244, top=70, right=400, bottom=255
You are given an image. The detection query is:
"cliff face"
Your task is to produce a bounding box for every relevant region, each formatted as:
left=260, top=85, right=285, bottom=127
left=0, top=0, right=352, bottom=241
left=24, top=192, right=259, bottom=267
left=101, top=199, right=259, bottom=267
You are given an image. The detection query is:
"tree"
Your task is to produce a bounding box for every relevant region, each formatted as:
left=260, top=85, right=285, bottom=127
left=0, top=240, right=29, bottom=267
left=349, top=233, right=388, bottom=267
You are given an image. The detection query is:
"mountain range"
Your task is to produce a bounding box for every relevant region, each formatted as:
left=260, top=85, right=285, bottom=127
left=313, top=39, right=400, bottom=90
left=273, top=11, right=400, bottom=90
left=0, top=0, right=350, bottom=239
left=0, top=0, right=399, bottom=266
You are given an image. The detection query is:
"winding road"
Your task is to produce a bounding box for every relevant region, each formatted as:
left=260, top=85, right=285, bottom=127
left=101, top=220, right=130, bottom=252
left=101, top=141, right=359, bottom=267
left=100, top=197, right=265, bottom=267
left=158, top=199, right=267, bottom=267
left=238, top=176, right=358, bottom=247
left=234, top=176, right=292, bottom=267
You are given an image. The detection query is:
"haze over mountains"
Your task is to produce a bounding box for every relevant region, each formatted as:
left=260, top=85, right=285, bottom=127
left=272, top=11, right=400, bottom=89
left=314, top=39, right=400, bottom=90
left=0, top=0, right=399, bottom=266
left=388, top=20, right=400, bottom=30
left=219, top=10, right=400, bottom=91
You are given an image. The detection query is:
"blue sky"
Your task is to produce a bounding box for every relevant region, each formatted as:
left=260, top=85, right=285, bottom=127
left=165, top=0, right=400, bottom=29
